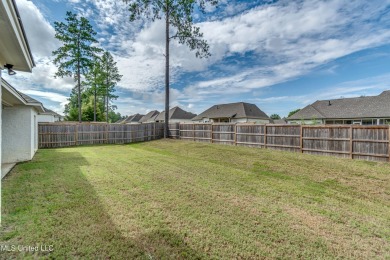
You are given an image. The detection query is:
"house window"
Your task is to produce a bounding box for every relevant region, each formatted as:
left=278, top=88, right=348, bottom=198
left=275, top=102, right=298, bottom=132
left=362, top=119, right=374, bottom=125
left=344, top=120, right=352, bottom=124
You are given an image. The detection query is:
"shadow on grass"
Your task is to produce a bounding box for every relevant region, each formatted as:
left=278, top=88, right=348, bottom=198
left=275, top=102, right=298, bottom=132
left=1, top=149, right=202, bottom=259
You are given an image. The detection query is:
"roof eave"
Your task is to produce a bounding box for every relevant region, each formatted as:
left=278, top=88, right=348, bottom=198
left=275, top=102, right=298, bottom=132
left=0, top=0, right=34, bottom=71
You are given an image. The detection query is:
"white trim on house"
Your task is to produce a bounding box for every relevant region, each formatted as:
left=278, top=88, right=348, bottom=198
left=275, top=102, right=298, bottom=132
left=0, top=0, right=34, bottom=71
left=288, top=118, right=390, bottom=125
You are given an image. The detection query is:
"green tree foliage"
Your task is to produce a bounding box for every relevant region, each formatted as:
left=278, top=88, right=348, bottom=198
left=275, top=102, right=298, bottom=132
left=64, top=86, right=90, bottom=121
left=108, top=111, right=123, bottom=123
left=123, top=0, right=218, bottom=137
left=84, top=57, right=105, bottom=121
left=100, top=51, right=122, bottom=122
left=81, top=95, right=105, bottom=121
left=64, top=53, right=122, bottom=123
left=288, top=109, right=301, bottom=118
left=270, top=114, right=281, bottom=120
left=52, top=11, right=102, bottom=122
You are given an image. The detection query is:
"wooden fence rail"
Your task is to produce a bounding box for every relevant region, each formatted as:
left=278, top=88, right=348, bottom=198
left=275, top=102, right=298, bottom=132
left=39, top=122, right=390, bottom=162
left=39, top=122, right=165, bottom=148
left=169, top=123, right=390, bottom=162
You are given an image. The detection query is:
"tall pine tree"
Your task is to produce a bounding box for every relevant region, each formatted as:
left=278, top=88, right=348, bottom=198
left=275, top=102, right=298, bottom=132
left=84, top=57, right=104, bottom=121
left=123, top=0, right=218, bottom=137
left=100, top=51, right=122, bottom=122
left=52, top=11, right=102, bottom=122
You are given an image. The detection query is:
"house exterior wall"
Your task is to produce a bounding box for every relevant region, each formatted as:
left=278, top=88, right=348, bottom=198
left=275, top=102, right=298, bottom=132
left=192, top=117, right=210, bottom=123
left=287, top=119, right=324, bottom=125
left=232, top=118, right=270, bottom=124
left=193, top=117, right=270, bottom=124
left=170, top=119, right=193, bottom=123
left=158, top=119, right=194, bottom=123
left=37, top=114, right=55, bottom=123
left=287, top=118, right=390, bottom=125
left=0, top=70, right=2, bottom=178
left=2, top=106, right=37, bottom=163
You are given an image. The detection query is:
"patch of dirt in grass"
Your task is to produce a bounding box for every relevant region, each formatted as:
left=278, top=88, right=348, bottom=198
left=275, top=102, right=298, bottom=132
left=284, top=206, right=389, bottom=258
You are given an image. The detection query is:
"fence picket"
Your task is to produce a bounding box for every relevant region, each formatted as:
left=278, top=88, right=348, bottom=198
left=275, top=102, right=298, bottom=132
left=174, top=123, right=389, bottom=162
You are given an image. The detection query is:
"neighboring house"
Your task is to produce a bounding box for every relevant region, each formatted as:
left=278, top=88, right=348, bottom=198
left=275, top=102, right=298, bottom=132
left=38, top=107, right=63, bottom=123
left=2, top=79, right=43, bottom=167
left=155, top=106, right=196, bottom=123
left=272, top=119, right=287, bottom=124
left=1, top=0, right=35, bottom=179
left=287, top=91, right=390, bottom=125
left=121, top=113, right=144, bottom=124
left=192, top=102, right=270, bottom=123
left=139, top=110, right=160, bottom=123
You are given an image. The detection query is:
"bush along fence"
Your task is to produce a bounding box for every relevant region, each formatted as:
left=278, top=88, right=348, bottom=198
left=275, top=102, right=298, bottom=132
left=39, top=122, right=165, bottom=148
left=168, top=123, right=390, bottom=162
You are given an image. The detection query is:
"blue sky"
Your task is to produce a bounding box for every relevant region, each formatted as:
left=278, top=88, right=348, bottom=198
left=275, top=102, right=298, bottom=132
left=3, top=0, right=390, bottom=118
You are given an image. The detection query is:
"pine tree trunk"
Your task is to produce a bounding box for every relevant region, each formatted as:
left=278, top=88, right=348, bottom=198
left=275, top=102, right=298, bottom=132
left=106, top=74, right=109, bottom=123
left=94, top=85, right=97, bottom=122
left=164, top=1, right=170, bottom=138
left=77, top=37, right=82, bottom=123
left=77, top=64, right=81, bottom=123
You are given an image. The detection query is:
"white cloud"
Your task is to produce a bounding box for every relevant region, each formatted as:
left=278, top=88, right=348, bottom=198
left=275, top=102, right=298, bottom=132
left=8, top=0, right=390, bottom=117
left=6, top=0, right=74, bottom=96
left=22, top=89, right=69, bottom=113
left=180, top=0, right=390, bottom=97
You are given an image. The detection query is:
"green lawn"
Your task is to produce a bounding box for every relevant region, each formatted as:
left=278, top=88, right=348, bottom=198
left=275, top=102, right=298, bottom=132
left=1, top=140, right=389, bottom=259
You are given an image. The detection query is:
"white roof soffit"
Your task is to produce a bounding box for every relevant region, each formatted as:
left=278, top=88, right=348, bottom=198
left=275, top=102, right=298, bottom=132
left=1, top=80, right=26, bottom=106
left=0, top=0, right=34, bottom=72
left=1, top=79, right=44, bottom=112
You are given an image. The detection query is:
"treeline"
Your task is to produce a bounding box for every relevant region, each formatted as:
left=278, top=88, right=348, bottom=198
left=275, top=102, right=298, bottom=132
left=52, top=11, right=123, bottom=122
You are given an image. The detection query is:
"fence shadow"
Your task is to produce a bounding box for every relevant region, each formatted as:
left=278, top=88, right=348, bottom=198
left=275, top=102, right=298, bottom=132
left=1, top=149, right=202, bottom=259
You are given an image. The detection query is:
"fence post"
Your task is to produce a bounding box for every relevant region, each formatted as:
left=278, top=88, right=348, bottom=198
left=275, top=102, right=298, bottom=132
left=234, top=124, right=237, bottom=146
left=264, top=124, right=267, bottom=149
left=105, top=124, right=108, bottom=144
left=300, top=125, right=303, bottom=153
left=211, top=123, right=213, bottom=143
left=75, top=124, right=78, bottom=146
left=388, top=125, right=390, bottom=162
left=193, top=123, right=195, bottom=142
left=349, top=125, right=353, bottom=159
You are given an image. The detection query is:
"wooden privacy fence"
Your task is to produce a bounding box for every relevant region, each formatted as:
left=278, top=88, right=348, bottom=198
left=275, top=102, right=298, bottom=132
left=39, top=122, right=165, bottom=148
left=169, top=123, right=390, bottom=162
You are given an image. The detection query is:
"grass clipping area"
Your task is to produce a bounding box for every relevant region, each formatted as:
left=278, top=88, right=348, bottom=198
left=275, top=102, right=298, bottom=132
left=1, top=139, right=389, bottom=259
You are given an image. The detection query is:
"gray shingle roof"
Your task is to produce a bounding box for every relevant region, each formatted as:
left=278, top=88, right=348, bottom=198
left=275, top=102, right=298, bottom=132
left=139, top=110, right=160, bottom=123
left=192, top=102, right=269, bottom=121
left=42, top=107, right=62, bottom=117
left=18, top=91, right=40, bottom=103
left=122, top=113, right=144, bottom=123
left=2, top=79, right=44, bottom=112
left=288, top=91, right=390, bottom=120
left=155, top=107, right=196, bottom=121
left=2, top=79, right=40, bottom=104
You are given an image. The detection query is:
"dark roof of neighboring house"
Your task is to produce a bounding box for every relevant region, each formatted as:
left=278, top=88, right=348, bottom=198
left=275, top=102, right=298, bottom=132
left=288, top=91, right=390, bottom=120
left=122, top=113, right=144, bottom=123
left=42, top=107, right=62, bottom=117
left=139, top=110, right=160, bottom=123
left=155, top=106, right=196, bottom=121
left=192, top=102, right=269, bottom=121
